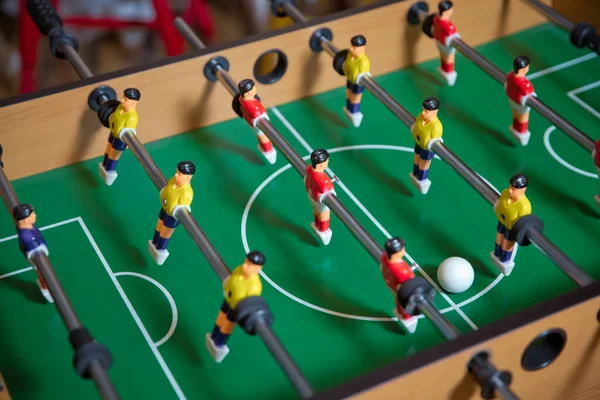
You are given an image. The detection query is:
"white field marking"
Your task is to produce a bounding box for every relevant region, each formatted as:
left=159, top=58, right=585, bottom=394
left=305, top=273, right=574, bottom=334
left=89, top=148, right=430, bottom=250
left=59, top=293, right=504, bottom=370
left=0, top=217, right=80, bottom=243
left=528, top=53, right=598, bottom=80
left=271, top=107, right=479, bottom=330
left=114, top=271, right=179, bottom=348
left=0, top=266, right=33, bottom=280
left=543, top=126, right=599, bottom=178
left=76, top=217, right=186, bottom=400
left=567, top=80, right=600, bottom=120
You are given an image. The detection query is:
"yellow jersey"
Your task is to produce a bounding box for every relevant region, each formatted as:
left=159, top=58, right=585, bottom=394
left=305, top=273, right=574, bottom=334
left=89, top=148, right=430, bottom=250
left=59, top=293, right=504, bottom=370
left=109, top=104, right=139, bottom=138
left=160, top=177, right=193, bottom=216
left=495, top=189, right=531, bottom=229
left=343, top=53, right=370, bottom=84
left=411, top=113, right=443, bottom=148
left=223, top=266, right=262, bottom=309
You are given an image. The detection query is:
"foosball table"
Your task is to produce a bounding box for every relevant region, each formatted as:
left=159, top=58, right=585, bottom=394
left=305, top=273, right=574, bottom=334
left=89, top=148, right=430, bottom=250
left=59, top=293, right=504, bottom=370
left=0, top=0, right=599, bottom=399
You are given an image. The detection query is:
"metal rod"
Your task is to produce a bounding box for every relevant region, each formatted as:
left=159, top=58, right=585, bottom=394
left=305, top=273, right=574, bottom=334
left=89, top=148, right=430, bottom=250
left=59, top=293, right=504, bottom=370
left=319, top=37, right=338, bottom=57
left=0, top=165, right=119, bottom=400
left=59, top=44, right=93, bottom=79
left=361, top=76, right=416, bottom=127
left=121, top=133, right=168, bottom=189
left=415, top=294, right=459, bottom=340
left=257, top=120, right=308, bottom=175
left=522, top=0, right=574, bottom=31
left=451, top=37, right=595, bottom=152
left=493, top=379, right=520, bottom=400
left=255, top=321, right=314, bottom=398
left=281, top=1, right=308, bottom=23
left=216, top=69, right=238, bottom=97
left=173, top=17, right=206, bottom=50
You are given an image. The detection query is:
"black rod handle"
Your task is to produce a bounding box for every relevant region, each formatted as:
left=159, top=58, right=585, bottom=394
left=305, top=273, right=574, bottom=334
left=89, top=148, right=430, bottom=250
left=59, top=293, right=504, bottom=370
left=26, top=0, right=63, bottom=36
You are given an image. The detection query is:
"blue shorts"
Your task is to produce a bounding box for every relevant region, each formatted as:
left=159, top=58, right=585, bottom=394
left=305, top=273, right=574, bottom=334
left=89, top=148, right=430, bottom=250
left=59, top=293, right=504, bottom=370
left=108, top=133, right=127, bottom=151
left=496, top=221, right=515, bottom=241
left=414, top=143, right=435, bottom=161
left=159, top=208, right=180, bottom=228
left=346, top=80, right=365, bottom=94
left=220, top=300, right=235, bottom=321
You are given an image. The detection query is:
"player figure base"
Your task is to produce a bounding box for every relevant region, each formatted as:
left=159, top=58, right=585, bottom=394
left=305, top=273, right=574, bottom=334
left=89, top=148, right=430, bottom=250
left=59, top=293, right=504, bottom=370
left=343, top=108, right=363, bottom=128
left=409, top=172, right=431, bottom=194
left=393, top=309, right=418, bottom=334
left=257, top=144, right=277, bottom=164
left=98, top=163, right=118, bottom=186
left=594, top=194, right=600, bottom=207
left=205, top=333, right=230, bottom=363
left=37, top=279, right=54, bottom=303
left=148, top=240, right=169, bottom=265
left=436, top=67, right=457, bottom=86
left=489, top=252, right=515, bottom=276
left=311, top=222, right=332, bottom=245
left=508, top=126, right=531, bottom=146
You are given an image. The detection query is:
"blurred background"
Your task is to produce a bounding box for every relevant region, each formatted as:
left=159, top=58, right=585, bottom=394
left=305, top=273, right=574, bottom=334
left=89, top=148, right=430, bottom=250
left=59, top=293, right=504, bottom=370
left=0, top=0, right=379, bottom=100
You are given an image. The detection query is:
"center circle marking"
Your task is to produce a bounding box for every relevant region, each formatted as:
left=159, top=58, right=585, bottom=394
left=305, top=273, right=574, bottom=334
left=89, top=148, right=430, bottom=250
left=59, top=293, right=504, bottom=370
left=241, top=144, right=503, bottom=321
left=543, top=126, right=598, bottom=178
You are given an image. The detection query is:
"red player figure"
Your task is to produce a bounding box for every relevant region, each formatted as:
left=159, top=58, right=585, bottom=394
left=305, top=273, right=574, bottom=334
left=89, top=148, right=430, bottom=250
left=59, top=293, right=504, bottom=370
left=433, top=1, right=459, bottom=86
left=593, top=139, right=600, bottom=207
left=235, top=79, right=277, bottom=164
left=505, top=56, right=536, bottom=146
left=305, top=149, right=336, bottom=245
left=381, top=237, right=418, bottom=333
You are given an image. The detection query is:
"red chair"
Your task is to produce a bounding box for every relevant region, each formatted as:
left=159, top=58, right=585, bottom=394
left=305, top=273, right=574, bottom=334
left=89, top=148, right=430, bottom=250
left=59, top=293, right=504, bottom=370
left=18, top=0, right=214, bottom=93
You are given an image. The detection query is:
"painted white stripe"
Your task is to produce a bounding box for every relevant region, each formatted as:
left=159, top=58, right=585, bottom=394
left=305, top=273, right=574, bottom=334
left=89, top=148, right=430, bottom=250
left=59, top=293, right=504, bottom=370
left=543, top=126, right=599, bottom=178
left=0, top=266, right=33, bottom=280
left=76, top=217, right=186, bottom=400
left=0, top=217, right=80, bottom=243
left=114, top=272, right=179, bottom=348
left=528, top=53, right=598, bottom=80
left=271, top=106, right=481, bottom=330
left=567, top=80, right=600, bottom=120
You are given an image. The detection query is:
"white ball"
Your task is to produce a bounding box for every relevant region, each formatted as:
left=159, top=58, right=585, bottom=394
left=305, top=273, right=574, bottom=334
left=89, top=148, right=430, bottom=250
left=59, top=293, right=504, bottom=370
left=437, top=257, right=475, bottom=293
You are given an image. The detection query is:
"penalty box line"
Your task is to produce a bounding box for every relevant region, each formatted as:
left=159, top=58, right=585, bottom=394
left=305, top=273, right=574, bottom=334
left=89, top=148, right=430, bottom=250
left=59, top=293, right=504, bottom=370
left=0, top=216, right=186, bottom=399
left=269, top=106, right=479, bottom=331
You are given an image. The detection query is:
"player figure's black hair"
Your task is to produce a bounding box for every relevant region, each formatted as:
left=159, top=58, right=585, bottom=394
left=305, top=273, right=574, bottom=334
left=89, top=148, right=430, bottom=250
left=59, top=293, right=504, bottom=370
left=513, top=56, right=530, bottom=73
left=385, top=237, right=405, bottom=257
left=177, top=161, right=196, bottom=175
left=238, top=79, right=256, bottom=95
left=0, top=143, right=3, bottom=168
left=509, top=173, right=528, bottom=189
left=124, top=88, right=141, bottom=101
left=438, top=0, right=453, bottom=14
left=13, top=204, right=34, bottom=221
left=247, top=250, right=266, bottom=266
left=422, top=97, right=440, bottom=111
left=351, top=35, right=367, bottom=47
left=310, top=149, right=330, bottom=168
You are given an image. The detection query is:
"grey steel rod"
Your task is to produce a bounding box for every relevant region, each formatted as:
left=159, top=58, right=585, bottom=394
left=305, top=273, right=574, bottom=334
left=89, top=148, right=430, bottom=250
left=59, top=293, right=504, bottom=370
left=361, top=76, right=419, bottom=127
left=216, top=70, right=239, bottom=97
left=59, top=44, right=93, bottom=79
left=493, top=379, right=520, bottom=400
left=257, top=120, right=310, bottom=175
left=0, top=165, right=119, bottom=400
left=522, top=0, right=574, bottom=31
left=255, top=321, right=314, bottom=398
left=121, top=133, right=168, bottom=189
left=281, top=1, right=308, bottom=23
left=319, top=37, right=338, bottom=57
left=451, top=37, right=595, bottom=152
left=173, top=17, right=206, bottom=50
left=415, top=293, right=459, bottom=340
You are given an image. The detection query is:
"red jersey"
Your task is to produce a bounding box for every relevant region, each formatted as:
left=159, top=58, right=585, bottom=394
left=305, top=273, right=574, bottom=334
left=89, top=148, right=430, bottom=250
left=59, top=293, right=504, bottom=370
left=595, top=140, right=600, bottom=168
left=505, top=71, right=535, bottom=104
left=433, top=16, right=457, bottom=45
left=305, top=165, right=334, bottom=202
left=380, top=254, right=414, bottom=292
left=239, top=96, right=267, bottom=126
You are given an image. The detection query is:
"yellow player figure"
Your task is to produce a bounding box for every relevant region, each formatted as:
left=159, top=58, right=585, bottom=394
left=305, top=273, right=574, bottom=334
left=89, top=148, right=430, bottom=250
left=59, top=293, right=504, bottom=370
left=410, top=97, right=443, bottom=194
left=342, top=34, right=370, bottom=128
left=148, top=161, right=195, bottom=265
left=98, top=88, right=140, bottom=186
left=490, top=173, right=531, bottom=276
left=206, top=251, right=265, bottom=363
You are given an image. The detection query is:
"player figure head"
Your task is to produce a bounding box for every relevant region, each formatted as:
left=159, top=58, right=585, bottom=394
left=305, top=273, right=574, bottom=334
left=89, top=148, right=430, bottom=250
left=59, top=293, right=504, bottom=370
left=243, top=250, right=265, bottom=277
left=238, top=79, right=257, bottom=100
left=310, top=149, right=330, bottom=172
left=438, top=1, right=453, bottom=18
left=513, top=56, right=530, bottom=76
left=174, top=161, right=196, bottom=186
left=122, top=88, right=141, bottom=112
left=508, top=173, right=528, bottom=201
left=350, top=35, right=367, bottom=58
left=421, top=97, right=440, bottom=122
left=385, top=237, right=405, bottom=262
left=13, top=204, right=37, bottom=228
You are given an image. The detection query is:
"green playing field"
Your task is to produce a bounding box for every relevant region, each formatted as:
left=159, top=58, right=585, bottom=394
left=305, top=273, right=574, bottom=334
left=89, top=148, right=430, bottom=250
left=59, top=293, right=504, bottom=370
left=0, top=23, right=599, bottom=400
